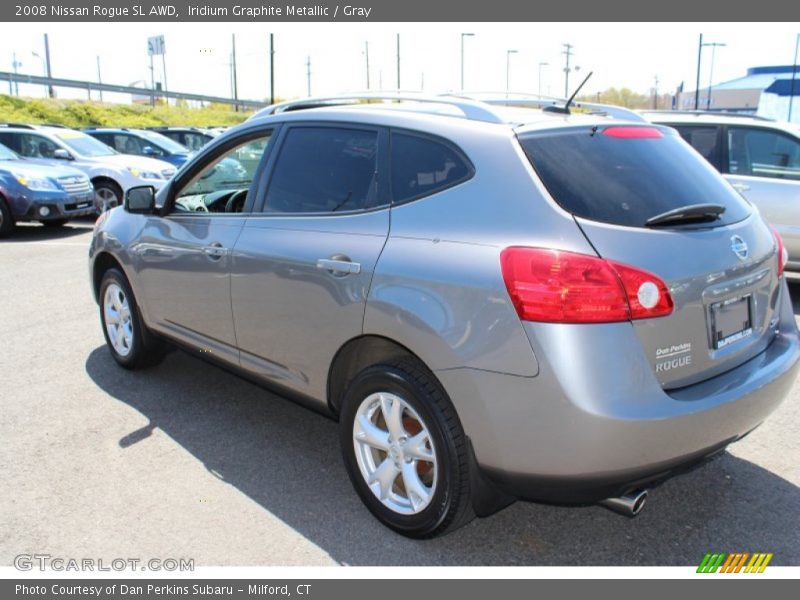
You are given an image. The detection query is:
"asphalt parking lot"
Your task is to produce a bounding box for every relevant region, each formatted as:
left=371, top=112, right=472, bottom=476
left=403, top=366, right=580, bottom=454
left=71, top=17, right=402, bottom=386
left=2, top=220, right=799, bottom=567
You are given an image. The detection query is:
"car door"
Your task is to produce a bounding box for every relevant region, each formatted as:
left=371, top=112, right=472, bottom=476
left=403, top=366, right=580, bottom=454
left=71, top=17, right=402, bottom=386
left=724, top=125, right=800, bottom=263
left=132, top=129, right=276, bottom=364
left=230, top=123, right=390, bottom=403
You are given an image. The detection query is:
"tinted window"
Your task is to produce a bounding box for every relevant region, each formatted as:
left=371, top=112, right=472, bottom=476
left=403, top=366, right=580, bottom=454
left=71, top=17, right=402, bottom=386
left=728, top=126, right=800, bottom=180
left=391, top=133, right=472, bottom=203
left=671, top=125, right=721, bottom=168
left=264, top=127, right=378, bottom=213
left=519, top=127, right=751, bottom=228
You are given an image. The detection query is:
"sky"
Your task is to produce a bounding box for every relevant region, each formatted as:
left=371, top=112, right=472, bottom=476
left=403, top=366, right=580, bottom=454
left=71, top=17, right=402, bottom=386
left=1, top=22, right=798, bottom=104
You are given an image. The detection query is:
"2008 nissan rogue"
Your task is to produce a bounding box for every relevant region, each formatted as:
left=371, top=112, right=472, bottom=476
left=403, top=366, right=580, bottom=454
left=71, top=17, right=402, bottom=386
left=89, top=94, right=800, bottom=538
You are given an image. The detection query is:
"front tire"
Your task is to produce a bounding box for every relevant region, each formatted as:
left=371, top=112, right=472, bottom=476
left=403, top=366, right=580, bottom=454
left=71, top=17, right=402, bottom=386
left=94, top=181, right=123, bottom=213
left=0, top=197, right=15, bottom=238
left=339, top=358, right=474, bottom=538
left=99, top=268, right=165, bottom=369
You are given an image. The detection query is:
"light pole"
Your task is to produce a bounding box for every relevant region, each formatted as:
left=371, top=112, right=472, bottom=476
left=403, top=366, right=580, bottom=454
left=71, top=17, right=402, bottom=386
left=703, top=41, right=726, bottom=110
left=96, top=56, right=103, bottom=102
left=460, top=32, right=474, bottom=91
left=11, top=52, right=22, bottom=96
left=538, top=61, right=549, bottom=96
left=396, top=33, right=401, bottom=90
left=506, top=49, right=518, bottom=95
left=364, top=41, right=370, bottom=90
left=790, top=33, right=799, bottom=122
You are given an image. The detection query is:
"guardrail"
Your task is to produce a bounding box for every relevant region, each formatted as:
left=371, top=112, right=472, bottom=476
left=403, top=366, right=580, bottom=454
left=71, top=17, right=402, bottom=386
left=0, top=71, right=267, bottom=109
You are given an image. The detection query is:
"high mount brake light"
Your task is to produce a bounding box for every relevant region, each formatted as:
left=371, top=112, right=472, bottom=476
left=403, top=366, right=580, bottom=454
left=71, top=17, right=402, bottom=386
left=500, top=247, right=673, bottom=324
left=602, top=126, right=664, bottom=139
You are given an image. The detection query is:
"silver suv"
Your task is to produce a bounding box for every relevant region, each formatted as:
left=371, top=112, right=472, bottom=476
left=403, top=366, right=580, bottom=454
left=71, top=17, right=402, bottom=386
left=0, top=124, right=177, bottom=212
left=643, top=111, right=800, bottom=271
left=89, top=94, right=800, bottom=538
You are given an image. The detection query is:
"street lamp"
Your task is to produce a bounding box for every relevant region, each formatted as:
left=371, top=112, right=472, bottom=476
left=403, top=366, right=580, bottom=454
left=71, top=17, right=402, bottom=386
left=703, top=41, right=726, bottom=110
left=538, top=61, right=549, bottom=96
left=506, top=49, right=518, bottom=95
left=460, top=33, right=474, bottom=91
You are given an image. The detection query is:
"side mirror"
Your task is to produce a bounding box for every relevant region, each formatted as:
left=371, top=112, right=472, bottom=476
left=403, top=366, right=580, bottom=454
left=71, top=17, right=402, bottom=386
left=53, top=148, right=72, bottom=160
left=142, top=146, right=160, bottom=157
left=124, top=186, right=156, bottom=214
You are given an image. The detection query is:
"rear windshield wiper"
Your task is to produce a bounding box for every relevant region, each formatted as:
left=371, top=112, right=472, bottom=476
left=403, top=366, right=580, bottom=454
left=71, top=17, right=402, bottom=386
left=645, top=203, right=726, bottom=227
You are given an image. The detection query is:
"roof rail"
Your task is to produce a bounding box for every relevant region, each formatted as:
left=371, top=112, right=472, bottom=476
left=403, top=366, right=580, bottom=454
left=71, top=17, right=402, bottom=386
left=641, top=109, right=773, bottom=121
left=0, top=123, right=35, bottom=129
left=465, top=95, right=647, bottom=123
left=251, top=92, right=506, bottom=124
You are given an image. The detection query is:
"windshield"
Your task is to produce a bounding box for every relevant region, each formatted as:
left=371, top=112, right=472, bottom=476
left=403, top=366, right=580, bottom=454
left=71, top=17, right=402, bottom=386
left=55, top=131, right=117, bottom=157
left=518, top=126, right=752, bottom=229
left=0, top=143, right=19, bottom=160
left=137, top=130, right=189, bottom=154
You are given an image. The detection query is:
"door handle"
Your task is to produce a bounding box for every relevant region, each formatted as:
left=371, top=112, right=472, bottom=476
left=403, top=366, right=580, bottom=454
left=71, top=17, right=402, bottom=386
left=316, top=257, right=361, bottom=275
left=731, top=182, right=750, bottom=192
left=202, top=243, right=227, bottom=259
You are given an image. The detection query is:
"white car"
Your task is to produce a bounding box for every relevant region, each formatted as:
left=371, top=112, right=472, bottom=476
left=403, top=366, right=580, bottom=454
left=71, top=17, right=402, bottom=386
left=643, top=111, right=800, bottom=271
left=0, top=124, right=176, bottom=212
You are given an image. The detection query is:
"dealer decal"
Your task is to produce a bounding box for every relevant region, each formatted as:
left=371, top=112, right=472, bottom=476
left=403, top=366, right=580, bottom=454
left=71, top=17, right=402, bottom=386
left=655, top=342, right=692, bottom=373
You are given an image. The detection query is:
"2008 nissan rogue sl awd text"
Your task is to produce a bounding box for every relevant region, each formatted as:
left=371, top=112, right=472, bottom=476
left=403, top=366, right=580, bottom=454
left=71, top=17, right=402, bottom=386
left=89, top=94, right=799, bottom=538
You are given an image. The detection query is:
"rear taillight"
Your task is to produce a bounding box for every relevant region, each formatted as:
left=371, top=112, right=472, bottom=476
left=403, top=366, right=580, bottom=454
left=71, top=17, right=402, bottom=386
left=772, top=227, right=788, bottom=277
left=500, top=247, right=673, bottom=324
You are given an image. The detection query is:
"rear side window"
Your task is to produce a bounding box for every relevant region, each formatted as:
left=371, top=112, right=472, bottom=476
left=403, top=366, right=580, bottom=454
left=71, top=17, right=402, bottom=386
left=264, top=127, right=378, bottom=213
left=519, top=126, right=751, bottom=228
left=728, top=126, right=800, bottom=180
left=391, top=132, right=472, bottom=204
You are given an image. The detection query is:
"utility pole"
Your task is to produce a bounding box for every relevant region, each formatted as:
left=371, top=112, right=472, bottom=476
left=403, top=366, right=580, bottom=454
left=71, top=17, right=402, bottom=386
left=704, top=41, right=726, bottom=110
left=788, top=33, right=798, bottom=122
left=396, top=34, right=400, bottom=90
left=694, top=33, right=703, bottom=110
left=97, top=56, right=103, bottom=102
left=460, top=32, right=474, bottom=91
left=161, top=46, right=168, bottom=102
left=43, top=33, right=54, bottom=98
left=364, top=41, right=370, bottom=90
left=269, top=33, right=275, bottom=104
left=653, top=75, right=659, bottom=109
left=11, top=52, right=21, bottom=96
left=562, top=43, right=573, bottom=97
left=538, top=61, right=548, bottom=96
left=231, top=33, right=239, bottom=111
left=149, top=52, right=155, bottom=107
left=306, top=56, right=311, bottom=96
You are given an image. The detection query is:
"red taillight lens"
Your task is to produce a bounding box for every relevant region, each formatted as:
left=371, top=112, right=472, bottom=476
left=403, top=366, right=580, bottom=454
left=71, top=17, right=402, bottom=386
left=772, top=226, right=788, bottom=277
left=500, top=247, right=673, bottom=324
left=602, top=126, right=664, bottom=139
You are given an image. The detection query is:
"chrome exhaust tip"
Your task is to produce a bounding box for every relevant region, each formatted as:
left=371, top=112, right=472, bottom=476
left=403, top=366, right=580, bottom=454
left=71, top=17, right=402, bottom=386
left=599, top=489, right=648, bottom=517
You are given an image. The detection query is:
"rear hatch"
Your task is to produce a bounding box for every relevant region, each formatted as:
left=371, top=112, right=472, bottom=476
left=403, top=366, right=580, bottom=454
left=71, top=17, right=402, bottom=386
left=517, top=123, right=782, bottom=389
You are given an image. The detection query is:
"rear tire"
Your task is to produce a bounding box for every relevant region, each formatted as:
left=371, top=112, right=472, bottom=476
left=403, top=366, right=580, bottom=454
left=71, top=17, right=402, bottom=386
left=339, top=358, right=474, bottom=538
left=99, top=268, right=165, bottom=369
left=0, top=197, right=14, bottom=238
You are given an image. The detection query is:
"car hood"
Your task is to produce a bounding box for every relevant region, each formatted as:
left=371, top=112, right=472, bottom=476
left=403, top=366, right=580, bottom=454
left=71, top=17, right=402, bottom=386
left=100, top=153, right=176, bottom=172
left=0, top=159, right=86, bottom=180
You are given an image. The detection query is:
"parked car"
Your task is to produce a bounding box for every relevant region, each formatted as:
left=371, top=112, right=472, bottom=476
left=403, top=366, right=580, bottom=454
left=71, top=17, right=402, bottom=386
left=0, top=142, right=95, bottom=236
left=145, top=127, right=215, bottom=151
left=643, top=111, right=800, bottom=272
left=83, top=127, right=192, bottom=169
left=0, top=124, right=176, bottom=213
left=89, top=94, right=799, bottom=538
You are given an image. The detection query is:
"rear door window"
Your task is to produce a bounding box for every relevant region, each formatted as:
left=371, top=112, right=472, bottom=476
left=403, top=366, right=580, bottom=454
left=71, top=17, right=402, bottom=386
left=518, top=126, right=751, bottom=228
left=727, top=126, right=800, bottom=180
left=390, top=132, right=473, bottom=203
left=671, top=125, right=722, bottom=170
left=264, top=127, right=379, bottom=214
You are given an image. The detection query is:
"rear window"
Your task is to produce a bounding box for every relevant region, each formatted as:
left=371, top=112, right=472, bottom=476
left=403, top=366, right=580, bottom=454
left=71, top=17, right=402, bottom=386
left=519, top=126, right=751, bottom=228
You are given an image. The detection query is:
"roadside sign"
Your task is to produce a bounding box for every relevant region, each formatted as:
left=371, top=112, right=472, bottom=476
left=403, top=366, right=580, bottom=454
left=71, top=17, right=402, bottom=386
left=147, top=35, right=166, bottom=56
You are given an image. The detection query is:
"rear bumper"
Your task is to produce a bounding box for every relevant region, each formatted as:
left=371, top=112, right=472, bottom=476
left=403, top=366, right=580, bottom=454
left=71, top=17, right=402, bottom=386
left=437, top=278, right=800, bottom=504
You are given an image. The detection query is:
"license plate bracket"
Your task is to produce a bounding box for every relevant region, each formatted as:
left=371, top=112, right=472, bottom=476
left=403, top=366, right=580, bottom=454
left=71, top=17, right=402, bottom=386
left=710, top=295, right=753, bottom=350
